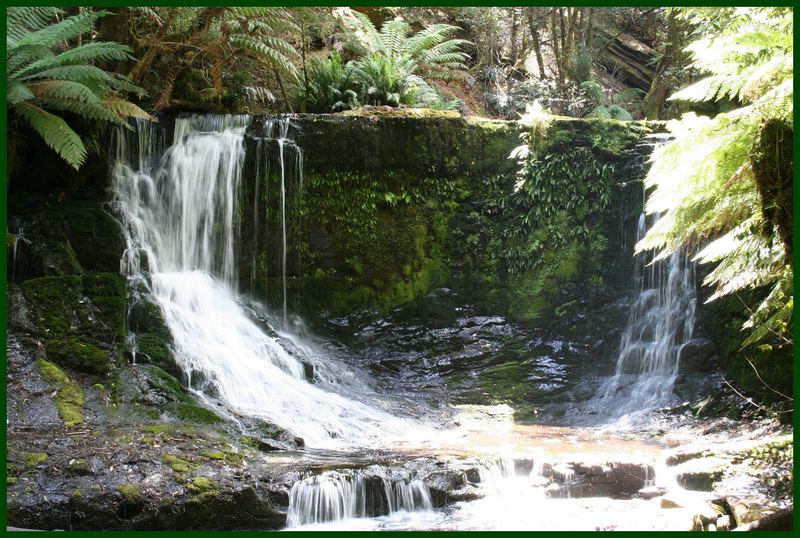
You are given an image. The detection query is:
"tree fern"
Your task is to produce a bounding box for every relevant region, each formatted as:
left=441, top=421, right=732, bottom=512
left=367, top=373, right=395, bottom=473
left=637, top=7, right=793, bottom=351
left=7, top=7, right=151, bottom=169
left=339, top=9, right=470, bottom=103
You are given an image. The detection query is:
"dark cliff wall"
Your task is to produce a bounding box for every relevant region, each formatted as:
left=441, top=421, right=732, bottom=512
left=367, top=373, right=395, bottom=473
left=236, top=112, right=656, bottom=325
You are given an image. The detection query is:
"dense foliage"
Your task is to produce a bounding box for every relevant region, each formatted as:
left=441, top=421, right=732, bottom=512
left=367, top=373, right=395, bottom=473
left=6, top=7, right=150, bottom=169
left=298, top=11, right=469, bottom=111
left=637, top=7, right=793, bottom=352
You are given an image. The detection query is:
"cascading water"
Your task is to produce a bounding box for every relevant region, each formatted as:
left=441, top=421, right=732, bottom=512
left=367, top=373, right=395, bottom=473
left=287, top=469, right=433, bottom=528
left=598, top=208, right=697, bottom=417
left=247, top=118, right=304, bottom=327
left=111, top=114, right=418, bottom=448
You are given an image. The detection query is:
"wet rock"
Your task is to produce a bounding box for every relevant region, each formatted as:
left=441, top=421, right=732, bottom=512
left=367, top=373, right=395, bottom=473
left=716, top=514, right=732, bottom=531
left=725, top=495, right=780, bottom=528
left=677, top=339, right=717, bottom=373
left=8, top=194, right=125, bottom=281
left=691, top=502, right=727, bottom=531
left=638, top=485, right=668, bottom=499
left=673, top=457, right=727, bottom=491
left=734, top=505, right=793, bottom=531
left=548, top=462, right=654, bottom=498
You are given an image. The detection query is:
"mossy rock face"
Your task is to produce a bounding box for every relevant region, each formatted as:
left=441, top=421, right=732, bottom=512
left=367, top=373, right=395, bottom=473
left=135, top=333, right=180, bottom=379
left=238, top=114, right=653, bottom=320
left=36, top=358, right=85, bottom=427
left=118, top=364, right=191, bottom=409
left=168, top=402, right=224, bottom=425
left=699, top=288, right=793, bottom=407
left=250, top=114, right=524, bottom=179
left=8, top=193, right=125, bottom=281
left=46, top=337, right=113, bottom=376
left=128, top=298, right=172, bottom=342
left=21, top=273, right=126, bottom=378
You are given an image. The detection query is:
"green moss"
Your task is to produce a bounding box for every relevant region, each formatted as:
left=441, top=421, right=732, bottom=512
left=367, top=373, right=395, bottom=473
left=144, top=423, right=177, bottom=436
left=202, top=450, right=225, bottom=460
left=23, top=452, right=48, bottom=469
left=136, top=333, right=178, bottom=373
left=240, top=436, right=260, bottom=450
left=187, top=476, right=219, bottom=493
left=37, top=358, right=85, bottom=427
left=47, top=337, right=111, bottom=376
left=143, top=365, right=190, bottom=403
left=170, top=402, right=223, bottom=425
left=81, top=273, right=126, bottom=341
left=116, top=483, right=142, bottom=504
left=8, top=476, right=17, bottom=486
left=339, top=107, right=460, bottom=119
left=68, top=459, right=90, bottom=475
left=163, top=454, right=196, bottom=474
left=22, top=275, right=82, bottom=335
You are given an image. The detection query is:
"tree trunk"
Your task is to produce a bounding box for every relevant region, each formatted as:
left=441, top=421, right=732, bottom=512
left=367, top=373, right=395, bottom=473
left=510, top=7, right=519, bottom=64
left=550, top=9, right=564, bottom=86
left=642, top=9, right=684, bottom=119
left=527, top=9, right=547, bottom=79
left=751, top=119, right=793, bottom=264
left=274, top=69, right=293, bottom=113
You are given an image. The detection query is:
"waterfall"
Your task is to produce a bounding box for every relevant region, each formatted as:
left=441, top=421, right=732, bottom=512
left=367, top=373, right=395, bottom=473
left=111, top=114, right=416, bottom=448
left=249, top=118, right=302, bottom=327
left=287, top=469, right=433, bottom=528
left=598, top=209, right=697, bottom=416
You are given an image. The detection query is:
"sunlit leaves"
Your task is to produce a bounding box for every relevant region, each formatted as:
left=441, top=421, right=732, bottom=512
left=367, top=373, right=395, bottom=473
left=638, top=7, right=792, bottom=350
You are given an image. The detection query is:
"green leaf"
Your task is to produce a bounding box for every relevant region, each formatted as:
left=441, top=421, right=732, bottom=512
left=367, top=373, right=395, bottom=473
left=14, top=102, right=86, bottom=169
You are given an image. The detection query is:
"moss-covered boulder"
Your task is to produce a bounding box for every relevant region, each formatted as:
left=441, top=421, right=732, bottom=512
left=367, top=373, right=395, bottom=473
left=21, top=273, right=126, bottom=378
left=128, top=297, right=180, bottom=379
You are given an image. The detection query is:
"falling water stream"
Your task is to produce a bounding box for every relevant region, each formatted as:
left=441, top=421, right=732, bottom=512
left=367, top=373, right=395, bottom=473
left=596, top=210, right=697, bottom=423
left=112, top=115, right=421, bottom=449
left=110, top=117, right=708, bottom=530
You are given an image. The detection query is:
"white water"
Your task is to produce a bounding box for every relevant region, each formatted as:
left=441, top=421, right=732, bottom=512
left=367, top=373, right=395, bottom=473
left=287, top=468, right=433, bottom=528
left=111, top=115, right=419, bottom=449
left=598, top=211, right=697, bottom=418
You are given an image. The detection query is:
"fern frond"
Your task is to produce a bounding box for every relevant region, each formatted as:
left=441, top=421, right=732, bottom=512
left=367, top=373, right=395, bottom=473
left=103, top=97, right=155, bottom=121
left=8, top=80, right=34, bottom=104
left=14, top=42, right=134, bottom=80
left=379, top=20, right=409, bottom=58
left=29, top=79, right=101, bottom=104
left=17, top=9, right=109, bottom=49
left=35, top=97, right=129, bottom=125
left=229, top=35, right=299, bottom=80
left=6, top=7, right=63, bottom=43
left=14, top=101, right=87, bottom=169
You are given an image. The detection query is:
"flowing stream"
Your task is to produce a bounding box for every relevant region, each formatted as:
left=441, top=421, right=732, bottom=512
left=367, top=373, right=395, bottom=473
left=110, top=116, right=707, bottom=530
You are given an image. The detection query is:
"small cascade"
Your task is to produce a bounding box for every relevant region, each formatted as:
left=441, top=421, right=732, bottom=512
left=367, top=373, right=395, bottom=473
left=598, top=209, right=697, bottom=416
left=7, top=228, right=25, bottom=282
left=111, top=114, right=418, bottom=448
left=476, top=457, right=515, bottom=491
left=287, top=469, right=433, bottom=528
left=248, top=118, right=303, bottom=327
